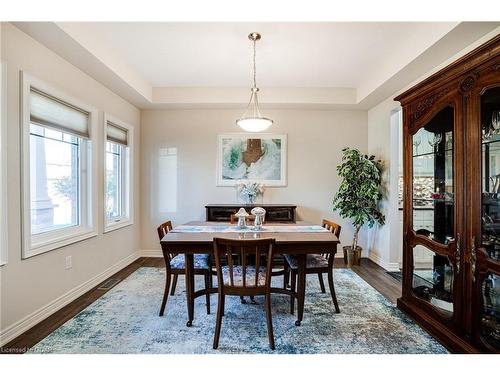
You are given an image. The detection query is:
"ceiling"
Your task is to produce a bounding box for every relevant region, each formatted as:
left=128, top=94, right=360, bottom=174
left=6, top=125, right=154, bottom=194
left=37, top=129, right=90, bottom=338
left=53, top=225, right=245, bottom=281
left=60, top=22, right=456, bottom=87
left=13, top=22, right=500, bottom=109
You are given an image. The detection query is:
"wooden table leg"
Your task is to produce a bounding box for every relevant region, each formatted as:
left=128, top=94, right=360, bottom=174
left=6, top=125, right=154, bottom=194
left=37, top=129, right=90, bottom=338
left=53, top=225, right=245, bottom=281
left=185, top=253, right=195, bottom=327
left=295, top=253, right=306, bottom=326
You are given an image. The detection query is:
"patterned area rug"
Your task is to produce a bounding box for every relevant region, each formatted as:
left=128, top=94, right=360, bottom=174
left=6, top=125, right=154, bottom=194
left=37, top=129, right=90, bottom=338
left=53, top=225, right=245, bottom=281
left=29, top=267, right=447, bottom=354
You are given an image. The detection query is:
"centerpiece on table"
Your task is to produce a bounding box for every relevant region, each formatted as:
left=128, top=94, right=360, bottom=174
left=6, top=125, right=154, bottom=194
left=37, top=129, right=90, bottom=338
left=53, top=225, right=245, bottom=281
left=234, top=207, right=250, bottom=228
left=236, top=181, right=265, bottom=205
left=250, top=206, right=266, bottom=230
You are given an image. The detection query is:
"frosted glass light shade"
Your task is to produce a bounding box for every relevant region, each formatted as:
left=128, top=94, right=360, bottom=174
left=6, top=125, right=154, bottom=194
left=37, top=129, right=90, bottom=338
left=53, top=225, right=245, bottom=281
left=236, top=117, right=273, bottom=132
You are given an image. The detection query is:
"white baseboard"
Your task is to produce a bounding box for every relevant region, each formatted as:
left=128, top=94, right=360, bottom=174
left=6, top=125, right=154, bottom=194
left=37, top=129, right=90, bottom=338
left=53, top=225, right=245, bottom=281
left=0, top=252, right=140, bottom=347
left=140, top=249, right=163, bottom=258
left=368, top=251, right=400, bottom=272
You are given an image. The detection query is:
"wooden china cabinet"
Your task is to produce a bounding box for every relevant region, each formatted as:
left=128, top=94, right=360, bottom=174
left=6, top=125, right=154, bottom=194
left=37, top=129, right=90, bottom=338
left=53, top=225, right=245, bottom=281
left=396, top=34, right=500, bottom=353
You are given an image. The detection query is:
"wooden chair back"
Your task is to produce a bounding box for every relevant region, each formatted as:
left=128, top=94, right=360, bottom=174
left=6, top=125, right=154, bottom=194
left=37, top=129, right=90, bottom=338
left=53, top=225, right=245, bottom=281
left=157, top=220, right=172, bottom=240
left=322, top=219, right=342, bottom=238
left=157, top=220, right=175, bottom=262
left=321, top=219, right=341, bottom=261
left=213, top=237, right=275, bottom=294
left=230, top=214, right=256, bottom=224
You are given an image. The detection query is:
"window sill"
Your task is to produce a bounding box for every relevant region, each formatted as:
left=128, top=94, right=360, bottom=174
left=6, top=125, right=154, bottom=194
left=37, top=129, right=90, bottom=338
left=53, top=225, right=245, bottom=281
left=24, top=229, right=98, bottom=259
left=104, top=219, right=133, bottom=234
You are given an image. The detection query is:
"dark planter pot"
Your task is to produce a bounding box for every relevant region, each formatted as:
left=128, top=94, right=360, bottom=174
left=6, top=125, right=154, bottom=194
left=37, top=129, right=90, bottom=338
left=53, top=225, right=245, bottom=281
left=343, top=245, right=362, bottom=267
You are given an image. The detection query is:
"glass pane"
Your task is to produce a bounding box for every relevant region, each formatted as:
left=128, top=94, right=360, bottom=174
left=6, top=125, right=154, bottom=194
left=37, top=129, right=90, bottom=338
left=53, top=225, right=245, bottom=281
left=30, top=124, right=80, bottom=235
left=412, top=245, right=454, bottom=316
left=481, top=87, right=500, bottom=262
left=106, top=141, right=123, bottom=220
left=412, top=106, right=454, bottom=245
left=481, top=273, right=500, bottom=349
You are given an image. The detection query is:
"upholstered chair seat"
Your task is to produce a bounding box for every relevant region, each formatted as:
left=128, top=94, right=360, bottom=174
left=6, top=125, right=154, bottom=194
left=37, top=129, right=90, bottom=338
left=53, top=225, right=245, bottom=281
left=221, top=266, right=267, bottom=286
left=284, top=254, right=329, bottom=270
left=170, top=253, right=211, bottom=270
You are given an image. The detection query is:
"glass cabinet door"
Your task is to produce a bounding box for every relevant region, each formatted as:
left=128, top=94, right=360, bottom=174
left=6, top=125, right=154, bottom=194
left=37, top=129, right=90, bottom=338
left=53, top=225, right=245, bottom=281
left=481, top=87, right=500, bottom=263
left=411, top=106, right=455, bottom=316
left=411, top=244, right=454, bottom=316
left=478, top=86, right=500, bottom=350
left=479, top=272, right=500, bottom=349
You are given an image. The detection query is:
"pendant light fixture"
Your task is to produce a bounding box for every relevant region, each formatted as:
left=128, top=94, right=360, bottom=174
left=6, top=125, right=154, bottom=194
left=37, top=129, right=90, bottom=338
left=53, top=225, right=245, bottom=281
left=236, top=32, right=273, bottom=132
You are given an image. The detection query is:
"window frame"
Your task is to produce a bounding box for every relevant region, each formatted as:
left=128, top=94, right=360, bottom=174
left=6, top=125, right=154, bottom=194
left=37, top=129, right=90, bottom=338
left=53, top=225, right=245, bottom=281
left=20, top=72, right=98, bottom=258
left=103, top=114, right=134, bottom=233
left=0, top=61, right=7, bottom=266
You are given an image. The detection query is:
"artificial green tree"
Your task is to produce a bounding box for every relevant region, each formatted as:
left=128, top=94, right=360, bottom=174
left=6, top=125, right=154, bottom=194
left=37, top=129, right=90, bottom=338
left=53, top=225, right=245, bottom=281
left=333, top=148, right=385, bottom=254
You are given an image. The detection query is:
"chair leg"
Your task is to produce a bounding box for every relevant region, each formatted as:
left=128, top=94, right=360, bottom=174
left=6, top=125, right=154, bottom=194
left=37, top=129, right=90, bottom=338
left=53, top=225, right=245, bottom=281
left=213, top=293, right=225, bottom=349
left=170, top=274, right=178, bottom=296
left=265, top=293, right=275, bottom=350
left=283, top=263, right=290, bottom=289
left=343, top=248, right=348, bottom=265
left=327, top=268, right=340, bottom=313
left=204, top=273, right=211, bottom=315
left=318, top=273, right=326, bottom=293
left=240, top=296, right=246, bottom=304
left=159, top=269, right=172, bottom=316
left=290, top=270, right=296, bottom=315
left=221, top=292, right=225, bottom=316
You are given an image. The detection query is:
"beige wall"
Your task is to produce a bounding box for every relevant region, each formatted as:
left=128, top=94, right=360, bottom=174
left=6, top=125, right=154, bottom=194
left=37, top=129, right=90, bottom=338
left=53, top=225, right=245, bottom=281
left=367, top=97, right=402, bottom=271
left=0, top=23, right=141, bottom=341
left=140, top=108, right=368, bottom=251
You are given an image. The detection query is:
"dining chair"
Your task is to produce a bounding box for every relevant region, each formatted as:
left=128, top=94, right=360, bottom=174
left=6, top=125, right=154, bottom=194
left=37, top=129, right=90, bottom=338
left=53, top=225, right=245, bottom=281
left=284, top=219, right=341, bottom=315
left=229, top=213, right=288, bottom=305
left=212, top=237, right=276, bottom=350
left=157, top=220, right=212, bottom=317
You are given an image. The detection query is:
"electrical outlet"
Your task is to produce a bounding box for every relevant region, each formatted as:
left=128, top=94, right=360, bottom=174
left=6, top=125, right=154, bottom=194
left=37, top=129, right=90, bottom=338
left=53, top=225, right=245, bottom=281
left=65, top=256, right=72, bottom=270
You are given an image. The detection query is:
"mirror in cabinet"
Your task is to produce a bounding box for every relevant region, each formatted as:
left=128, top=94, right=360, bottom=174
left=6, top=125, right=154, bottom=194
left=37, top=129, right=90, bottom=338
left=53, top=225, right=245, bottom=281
left=412, top=106, right=454, bottom=245
left=481, top=87, right=500, bottom=263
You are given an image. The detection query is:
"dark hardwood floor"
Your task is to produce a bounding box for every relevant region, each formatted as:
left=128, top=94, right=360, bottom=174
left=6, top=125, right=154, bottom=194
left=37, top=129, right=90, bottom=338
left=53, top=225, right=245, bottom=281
left=1, top=257, right=401, bottom=353
left=349, top=259, right=401, bottom=304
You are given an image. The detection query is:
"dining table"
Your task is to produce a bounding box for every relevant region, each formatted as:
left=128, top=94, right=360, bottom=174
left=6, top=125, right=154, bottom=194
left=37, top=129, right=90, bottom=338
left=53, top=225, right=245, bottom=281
left=160, top=221, right=340, bottom=327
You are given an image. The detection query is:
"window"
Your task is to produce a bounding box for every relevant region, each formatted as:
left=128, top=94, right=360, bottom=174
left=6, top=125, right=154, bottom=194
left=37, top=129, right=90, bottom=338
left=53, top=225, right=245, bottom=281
left=29, top=124, right=81, bottom=234
left=104, top=115, right=133, bottom=232
left=0, top=61, right=7, bottom=266
left=21, top=72, right=97, bottom=258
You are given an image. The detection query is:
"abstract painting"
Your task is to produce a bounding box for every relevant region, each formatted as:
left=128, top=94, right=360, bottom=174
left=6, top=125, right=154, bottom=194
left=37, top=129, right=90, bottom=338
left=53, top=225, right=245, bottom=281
left=216, top=133, right=287, bottom=186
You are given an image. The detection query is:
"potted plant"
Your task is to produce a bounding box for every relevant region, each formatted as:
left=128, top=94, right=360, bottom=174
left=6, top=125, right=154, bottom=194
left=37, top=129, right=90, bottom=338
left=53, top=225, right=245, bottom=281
left=333, top=148, right=385, bottom=266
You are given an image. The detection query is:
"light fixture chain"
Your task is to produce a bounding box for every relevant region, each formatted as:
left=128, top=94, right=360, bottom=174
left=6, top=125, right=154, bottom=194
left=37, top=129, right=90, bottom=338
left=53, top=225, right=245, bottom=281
left=253, top=38, right=257, bottom=89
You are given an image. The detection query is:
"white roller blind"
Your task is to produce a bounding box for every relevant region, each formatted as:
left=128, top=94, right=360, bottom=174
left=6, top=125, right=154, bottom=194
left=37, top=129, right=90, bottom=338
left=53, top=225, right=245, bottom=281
left=30, top=88, right=90, bottom=138
left=106, top=121, right=128, bottom=146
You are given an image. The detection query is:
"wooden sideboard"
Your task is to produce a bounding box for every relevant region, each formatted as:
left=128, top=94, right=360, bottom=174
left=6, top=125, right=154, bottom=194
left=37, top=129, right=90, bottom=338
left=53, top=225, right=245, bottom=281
left=205, top=204, right=297, bottom=223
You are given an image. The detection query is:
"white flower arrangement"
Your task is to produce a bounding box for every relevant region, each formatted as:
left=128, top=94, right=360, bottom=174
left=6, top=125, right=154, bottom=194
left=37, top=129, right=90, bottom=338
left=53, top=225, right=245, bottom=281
left=236, top=181, right=265, bottom=204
